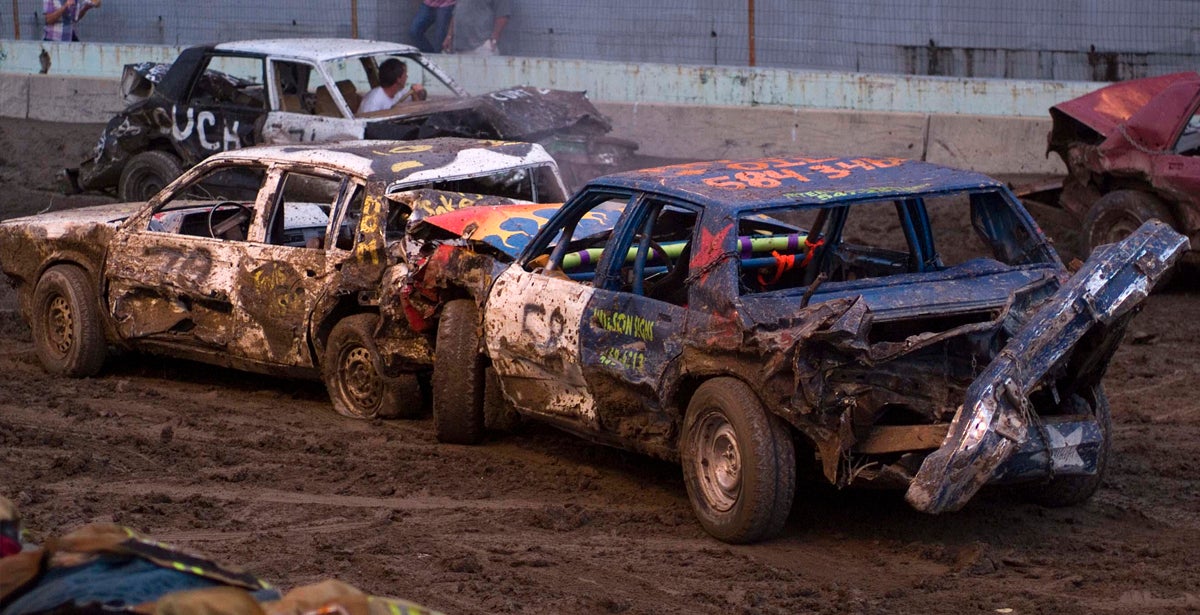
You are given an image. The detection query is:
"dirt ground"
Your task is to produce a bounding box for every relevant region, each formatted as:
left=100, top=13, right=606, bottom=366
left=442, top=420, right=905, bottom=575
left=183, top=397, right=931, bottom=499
left=2, top=118, right=1199, bottom=614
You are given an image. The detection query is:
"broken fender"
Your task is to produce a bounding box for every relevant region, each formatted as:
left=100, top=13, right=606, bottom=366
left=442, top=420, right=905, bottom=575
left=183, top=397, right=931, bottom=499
left=906, top=220, right=1188, bottom=514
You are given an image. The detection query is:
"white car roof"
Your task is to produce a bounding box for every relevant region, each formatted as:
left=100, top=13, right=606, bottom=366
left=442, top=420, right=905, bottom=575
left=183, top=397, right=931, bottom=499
left=213, top=38, right=419, bottom=63
left=210, top=138, right=560, bottom=185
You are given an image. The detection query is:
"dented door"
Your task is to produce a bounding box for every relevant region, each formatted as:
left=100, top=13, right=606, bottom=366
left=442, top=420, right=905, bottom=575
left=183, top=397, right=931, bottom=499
left=231, top=242, right=339, bottom=366
left=106, top=229, right=247, bottom=351
left=484, top=265, right=597, bottom=422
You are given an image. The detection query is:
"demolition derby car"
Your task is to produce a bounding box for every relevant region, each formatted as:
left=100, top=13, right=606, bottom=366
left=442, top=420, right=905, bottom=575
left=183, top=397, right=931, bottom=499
left=0, top=138, right=567, bottom=419
left=70, top=38, right=634, bottom=200
left=414, top=155, right=1188, bottom=543
left=1048, top=71, right=1200, bottom=260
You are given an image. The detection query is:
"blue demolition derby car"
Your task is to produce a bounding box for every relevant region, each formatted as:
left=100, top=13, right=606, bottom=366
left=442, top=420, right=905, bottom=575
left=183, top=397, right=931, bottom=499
left=408, top=155, right=1187, bottom=543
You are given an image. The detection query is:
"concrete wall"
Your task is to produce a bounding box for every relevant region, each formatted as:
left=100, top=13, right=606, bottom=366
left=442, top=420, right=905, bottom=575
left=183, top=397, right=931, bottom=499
left=0, top=40, right=1085, bottom=175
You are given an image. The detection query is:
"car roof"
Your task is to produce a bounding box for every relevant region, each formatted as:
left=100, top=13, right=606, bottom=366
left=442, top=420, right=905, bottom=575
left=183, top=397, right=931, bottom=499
left=209, top=138, right=556, bottom=185
left=213, top=38, right=417, bottom=63
left=590, top=157, right=1005, bottom=211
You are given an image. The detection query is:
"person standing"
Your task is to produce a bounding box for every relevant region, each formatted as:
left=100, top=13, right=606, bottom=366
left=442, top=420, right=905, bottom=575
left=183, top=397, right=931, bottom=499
left=42, top=0, right=101, bottom=42
left=442, top=0, right=511, bottom=56
left=409, top=0, right=456, bottom=54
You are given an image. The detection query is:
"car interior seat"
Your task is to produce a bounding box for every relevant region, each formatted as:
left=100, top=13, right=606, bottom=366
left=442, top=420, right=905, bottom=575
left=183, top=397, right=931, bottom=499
left=314, top=85, right=342, bottom=117
left=335, top=80, right=361, bottom=114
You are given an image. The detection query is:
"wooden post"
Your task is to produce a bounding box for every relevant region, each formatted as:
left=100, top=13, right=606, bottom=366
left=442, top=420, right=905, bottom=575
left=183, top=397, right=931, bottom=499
left=12, top=0, right=20, bottom=39
left=747, top=0, right=756, bottom=67
left=350, top=0, right=359, bottom=39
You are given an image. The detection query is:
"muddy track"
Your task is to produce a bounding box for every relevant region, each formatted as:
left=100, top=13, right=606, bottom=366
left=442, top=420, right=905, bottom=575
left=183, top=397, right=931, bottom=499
left=2, top=118, right=1200, bottom=614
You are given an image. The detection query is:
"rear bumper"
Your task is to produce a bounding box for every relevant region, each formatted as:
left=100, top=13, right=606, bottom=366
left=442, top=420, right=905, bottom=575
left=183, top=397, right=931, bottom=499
left=905, top=220, right=1187, bottom=514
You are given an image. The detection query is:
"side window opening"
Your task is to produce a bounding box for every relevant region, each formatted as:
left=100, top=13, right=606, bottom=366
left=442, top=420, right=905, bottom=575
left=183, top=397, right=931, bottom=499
left=616, top=202, right=699, bottom=306
left=188, top=55, right=266, bottom=109
left=272, top=61, right=319, bottom=115
left=336, top=185, right=367, bottom=251
left=148, top=165, right=266, bottom=240
left=265, top=172, right=344, bottom=249
left=735, top=207, right=830, bottom=294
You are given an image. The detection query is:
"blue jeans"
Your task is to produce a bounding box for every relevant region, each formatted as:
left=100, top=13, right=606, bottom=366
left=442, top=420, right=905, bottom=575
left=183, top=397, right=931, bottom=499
left=408, top=3, right=454, bottom=53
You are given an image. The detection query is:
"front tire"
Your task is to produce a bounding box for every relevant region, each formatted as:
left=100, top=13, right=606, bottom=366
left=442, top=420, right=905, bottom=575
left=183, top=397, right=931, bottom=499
left=323, top=314, right=420, bottom=420
left=681, top=378, right=796, bottom=544
left=118, top=151, right=183, bottom=202
left=31, top=265, right=107, bottom=377
left=432, top=299, right=486, bottom=444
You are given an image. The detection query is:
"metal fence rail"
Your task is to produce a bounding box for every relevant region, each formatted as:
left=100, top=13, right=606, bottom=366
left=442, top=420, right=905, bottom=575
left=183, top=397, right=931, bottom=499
left=3, top=1, right=1197, bottom=81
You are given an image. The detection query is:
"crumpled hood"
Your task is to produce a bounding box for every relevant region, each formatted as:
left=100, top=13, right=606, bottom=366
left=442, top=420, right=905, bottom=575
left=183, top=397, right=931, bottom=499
left=416, top=199, right=627, bottom=259
left=368, top=86, right=613, bottom=141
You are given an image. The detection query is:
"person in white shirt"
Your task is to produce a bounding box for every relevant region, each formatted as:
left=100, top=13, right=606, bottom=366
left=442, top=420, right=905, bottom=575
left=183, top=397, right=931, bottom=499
left=356, top=59, right=427, bottom=115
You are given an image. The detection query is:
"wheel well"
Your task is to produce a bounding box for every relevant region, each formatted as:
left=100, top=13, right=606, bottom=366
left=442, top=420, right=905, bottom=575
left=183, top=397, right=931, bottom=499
left=38, top=259, right=97, bottom=288
left=1098, top=181, right=1183, bottom=226
left=310, top=298, right=377, bottom=368
left=670, top=370, right=791, bottom=424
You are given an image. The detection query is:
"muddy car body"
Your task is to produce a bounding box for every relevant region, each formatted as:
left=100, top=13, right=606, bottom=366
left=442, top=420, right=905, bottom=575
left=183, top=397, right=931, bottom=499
left=73, top=38, right=633, bottom=200
left=2, top=138, right=567, bottom=418
left=1048, top=71, right=1200, bottom=259
left=415, top=156, right=1187, bottom=543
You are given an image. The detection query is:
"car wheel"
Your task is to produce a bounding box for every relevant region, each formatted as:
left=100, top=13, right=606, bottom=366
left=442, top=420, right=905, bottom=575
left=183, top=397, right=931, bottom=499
left=432, top=299, right=486, bottom=444
left=1082, top=190, right=1177, bottom=257
left=323, top=314, right=420, bottom=420
left=1018, top=387, right=1111, bottom=508
left=118, top=151, right=183, bottom=202
left=31, top=265, right=106, bottom=377
left=681, top=377, right=796, bottom=543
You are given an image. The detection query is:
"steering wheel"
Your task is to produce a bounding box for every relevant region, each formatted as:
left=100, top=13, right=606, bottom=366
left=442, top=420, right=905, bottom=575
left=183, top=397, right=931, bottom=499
left=645, top=239, right=674, bottom=278
left=207, top=201, right=253, bottom=240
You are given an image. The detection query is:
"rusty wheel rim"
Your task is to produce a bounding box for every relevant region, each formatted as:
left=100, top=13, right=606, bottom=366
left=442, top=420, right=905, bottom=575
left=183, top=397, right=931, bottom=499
left=45, top=295, right=74, bottom=356
left=693, top=410, right=742, bottom=513
left=340, top=346, right=382, bottom=413
left=1095, top=211, right=1143, bottom=250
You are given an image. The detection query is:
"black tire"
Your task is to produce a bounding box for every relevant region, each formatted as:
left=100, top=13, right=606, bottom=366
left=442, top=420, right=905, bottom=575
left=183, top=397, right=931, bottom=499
left=432, top=299, right=486, bottom=444
left=323, top=314, right=421, bottom=420
left=118, top=151, right=183, bottom=202
left=31, top=264, right=106, bottom=377
left=483, top=366, right=522, bottom=432
left=1018, top=387, right=1111, bottom=508
left=1082, top=190, right=1177, bottom=257
left=680, top=378, right=796, bottom=544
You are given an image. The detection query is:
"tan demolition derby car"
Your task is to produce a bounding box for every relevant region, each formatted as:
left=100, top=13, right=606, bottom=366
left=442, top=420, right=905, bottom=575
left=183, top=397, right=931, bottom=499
left=0, top=138, right=567, bottom=418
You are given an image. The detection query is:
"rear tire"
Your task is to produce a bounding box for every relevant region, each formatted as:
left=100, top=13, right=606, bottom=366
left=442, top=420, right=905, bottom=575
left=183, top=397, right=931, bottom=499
left=681, top=378, right=796, bottom=543
left=1082, top=190, right=1177, bottom=257
left=119, top=151, right=183, bottom=202
left=31, top=265, right=106, bottom=377
left=324, top=314, right=420, bottom=420
left=432, top=299, right=486, bottom=444
left=1018, top=388, right=1111, bottom=508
